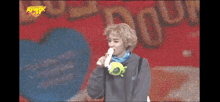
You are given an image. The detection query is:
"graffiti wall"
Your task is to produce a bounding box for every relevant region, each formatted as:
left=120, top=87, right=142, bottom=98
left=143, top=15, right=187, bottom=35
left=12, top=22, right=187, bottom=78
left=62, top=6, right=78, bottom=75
left=19, top=1, right=200, bottom=101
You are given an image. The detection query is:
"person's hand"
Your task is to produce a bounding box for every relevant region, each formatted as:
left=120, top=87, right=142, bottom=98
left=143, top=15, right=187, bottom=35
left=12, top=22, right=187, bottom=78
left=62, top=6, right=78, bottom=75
left=97, top=53, right=108, bottom=67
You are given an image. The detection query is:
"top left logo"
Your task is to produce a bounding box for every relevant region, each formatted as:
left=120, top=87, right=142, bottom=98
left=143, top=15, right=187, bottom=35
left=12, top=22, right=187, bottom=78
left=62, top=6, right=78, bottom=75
left=26, top=6, right=46, bottom=17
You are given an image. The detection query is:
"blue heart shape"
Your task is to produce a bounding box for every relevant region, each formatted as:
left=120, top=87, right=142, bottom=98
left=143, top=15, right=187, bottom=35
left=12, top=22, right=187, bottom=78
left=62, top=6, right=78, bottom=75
left=20, top=28, right=90, bottom=101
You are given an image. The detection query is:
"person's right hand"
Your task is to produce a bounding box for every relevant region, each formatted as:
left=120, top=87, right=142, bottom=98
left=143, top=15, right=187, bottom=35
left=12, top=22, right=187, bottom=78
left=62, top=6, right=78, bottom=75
left=97, top=53, right=108, bottom=67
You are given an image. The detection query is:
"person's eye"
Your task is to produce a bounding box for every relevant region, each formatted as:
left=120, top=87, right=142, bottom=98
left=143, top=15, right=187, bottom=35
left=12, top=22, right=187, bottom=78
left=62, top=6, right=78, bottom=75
left=114, top=40, right=119, bottom=43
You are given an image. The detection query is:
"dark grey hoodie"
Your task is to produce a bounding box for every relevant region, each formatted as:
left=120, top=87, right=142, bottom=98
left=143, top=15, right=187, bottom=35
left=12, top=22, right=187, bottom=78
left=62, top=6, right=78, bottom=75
left=87, top=53, right=151, bottom=101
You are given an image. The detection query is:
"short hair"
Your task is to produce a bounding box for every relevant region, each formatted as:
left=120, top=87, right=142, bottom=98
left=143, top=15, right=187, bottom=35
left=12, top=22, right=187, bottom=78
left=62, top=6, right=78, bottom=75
left=104, top=23, right=137, bottom=52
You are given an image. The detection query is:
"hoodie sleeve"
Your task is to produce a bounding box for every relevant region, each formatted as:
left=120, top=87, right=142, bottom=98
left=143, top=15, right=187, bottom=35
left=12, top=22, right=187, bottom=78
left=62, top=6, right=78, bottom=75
left=87, top=66, right=105, bottom=99
left=131, top=58, right=151, bottom=101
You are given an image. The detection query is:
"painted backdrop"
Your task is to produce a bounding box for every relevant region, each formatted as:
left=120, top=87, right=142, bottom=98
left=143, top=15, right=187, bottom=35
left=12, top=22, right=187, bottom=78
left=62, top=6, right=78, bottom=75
left=19, top=1, right=200, bottom=101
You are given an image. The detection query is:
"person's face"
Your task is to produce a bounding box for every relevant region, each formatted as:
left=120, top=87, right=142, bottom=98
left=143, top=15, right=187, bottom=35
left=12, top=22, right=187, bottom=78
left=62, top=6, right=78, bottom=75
left=106, top=34, right=127, bottom=58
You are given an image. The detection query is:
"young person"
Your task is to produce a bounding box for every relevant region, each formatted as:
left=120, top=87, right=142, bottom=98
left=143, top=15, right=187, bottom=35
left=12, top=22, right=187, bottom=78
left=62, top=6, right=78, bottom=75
left=87, top=23, right=151, bottom=101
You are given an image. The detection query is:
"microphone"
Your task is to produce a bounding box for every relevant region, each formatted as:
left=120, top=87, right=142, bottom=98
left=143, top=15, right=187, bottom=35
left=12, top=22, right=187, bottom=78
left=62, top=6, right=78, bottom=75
left=96, top=48, right=114, bottom=67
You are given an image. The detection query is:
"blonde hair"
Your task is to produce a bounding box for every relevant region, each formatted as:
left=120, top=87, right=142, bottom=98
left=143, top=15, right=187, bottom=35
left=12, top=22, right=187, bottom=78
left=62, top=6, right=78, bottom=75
left=104, top=23, right=137, bottom=52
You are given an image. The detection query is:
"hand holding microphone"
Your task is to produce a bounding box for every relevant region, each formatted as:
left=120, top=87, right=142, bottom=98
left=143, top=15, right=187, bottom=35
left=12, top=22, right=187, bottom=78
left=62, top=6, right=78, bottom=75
left=96, top=48, right=127, bottom=77
left=97, top=48, right=114, bottom=67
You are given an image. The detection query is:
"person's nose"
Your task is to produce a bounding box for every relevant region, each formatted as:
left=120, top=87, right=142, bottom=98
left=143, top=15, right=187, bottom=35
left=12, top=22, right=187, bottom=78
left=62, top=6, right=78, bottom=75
left=108, top=41, right=114, bottom=48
